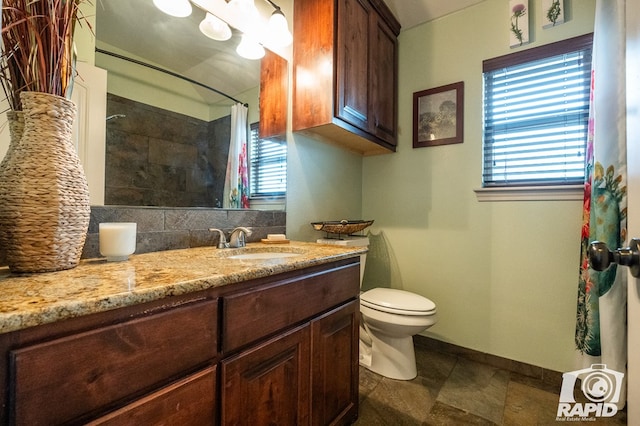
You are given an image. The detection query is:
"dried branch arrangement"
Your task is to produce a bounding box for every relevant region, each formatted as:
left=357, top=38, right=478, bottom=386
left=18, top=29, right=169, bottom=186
left=0, top=0, right=86, bottom=111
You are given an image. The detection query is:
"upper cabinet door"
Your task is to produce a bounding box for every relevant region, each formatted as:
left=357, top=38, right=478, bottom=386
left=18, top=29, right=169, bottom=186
left=259, top=50, right=288, bottom=140
left=370, top=16, right=398, bottom=146
left=335, top=0, right=372, bottom=132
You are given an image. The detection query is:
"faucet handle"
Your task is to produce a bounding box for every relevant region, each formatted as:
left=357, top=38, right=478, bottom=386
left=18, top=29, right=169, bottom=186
left=209, top=228, right=229, bottom=249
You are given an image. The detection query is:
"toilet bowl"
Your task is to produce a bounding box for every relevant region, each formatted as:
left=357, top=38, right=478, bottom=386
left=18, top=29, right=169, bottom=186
left=317, top=235, right=438, bottom=381
left=359, top=287, right=437, bottom=380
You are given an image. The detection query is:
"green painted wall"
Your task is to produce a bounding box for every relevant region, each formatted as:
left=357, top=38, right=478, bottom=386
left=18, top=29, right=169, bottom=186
left=360, top=0, right=596, bottom=372
left=286, top=133, right=363, bottom=241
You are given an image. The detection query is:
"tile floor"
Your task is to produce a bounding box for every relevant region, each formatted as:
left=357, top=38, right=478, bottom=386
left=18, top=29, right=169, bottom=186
left=354, top=337, right=627, bottom=425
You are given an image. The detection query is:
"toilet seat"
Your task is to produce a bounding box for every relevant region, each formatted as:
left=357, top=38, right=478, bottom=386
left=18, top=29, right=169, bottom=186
left=360, top=288, right=436, bottom=316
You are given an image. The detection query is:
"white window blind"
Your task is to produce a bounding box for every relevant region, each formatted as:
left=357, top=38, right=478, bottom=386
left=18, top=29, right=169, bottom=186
left=249, top=123, right=287, bottom=198
left=482, top=34, right=593, bottom=187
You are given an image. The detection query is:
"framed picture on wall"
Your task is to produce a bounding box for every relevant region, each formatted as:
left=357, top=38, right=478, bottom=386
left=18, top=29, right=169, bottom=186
left=413, top=81, right=464, bottom=148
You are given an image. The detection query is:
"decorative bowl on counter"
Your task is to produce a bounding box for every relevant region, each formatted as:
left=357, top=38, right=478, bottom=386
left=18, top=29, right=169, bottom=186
left=311, top=220, right=374, bottom=235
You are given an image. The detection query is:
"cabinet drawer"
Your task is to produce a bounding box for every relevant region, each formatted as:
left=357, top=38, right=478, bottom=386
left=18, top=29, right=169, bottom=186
left=9, top=299, right=218, bottom=425
left=88, top=367, right=216, bottom=426
left=222, top=261, right=359, bottom=352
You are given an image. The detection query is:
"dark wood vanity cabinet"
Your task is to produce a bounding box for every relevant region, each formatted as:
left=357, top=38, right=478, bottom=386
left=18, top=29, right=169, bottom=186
left=0, top=258, right=360, bottom=425
left=220, top=259, right=360, bottom=425
left=293, top=0, right=400, bottom=156
left=221, top=302, right=359, bottom=426
left=3, top=296, right=219, bottom=426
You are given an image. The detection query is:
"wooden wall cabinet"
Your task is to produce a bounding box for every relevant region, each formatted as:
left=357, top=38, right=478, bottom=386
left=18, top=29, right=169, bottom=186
left=259, top=49, right=288, bottom=140
left=0, top=258, right=360, bottom=425
left=293, top=0, right=400, bottom=156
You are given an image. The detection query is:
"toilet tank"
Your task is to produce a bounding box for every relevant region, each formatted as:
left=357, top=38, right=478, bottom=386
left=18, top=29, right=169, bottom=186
left=316, top=236, right=369, bottom=287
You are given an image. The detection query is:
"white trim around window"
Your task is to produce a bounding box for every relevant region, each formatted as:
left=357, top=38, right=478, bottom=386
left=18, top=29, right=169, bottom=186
left=474, top=184, right=583, bottom=202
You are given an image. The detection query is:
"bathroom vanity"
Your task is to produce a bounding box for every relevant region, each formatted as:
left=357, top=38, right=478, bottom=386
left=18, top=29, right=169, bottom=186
left=0, top=242, right=364, bottom=425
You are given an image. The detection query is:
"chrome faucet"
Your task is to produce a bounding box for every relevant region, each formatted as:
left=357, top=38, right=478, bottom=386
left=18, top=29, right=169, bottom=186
left=208, top=228, right=229, bottom=249
left=229, top=227, right=253, bottom=248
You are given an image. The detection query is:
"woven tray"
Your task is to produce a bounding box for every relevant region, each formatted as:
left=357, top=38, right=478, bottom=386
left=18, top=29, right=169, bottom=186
left=311, top=220, right=374, bottom=235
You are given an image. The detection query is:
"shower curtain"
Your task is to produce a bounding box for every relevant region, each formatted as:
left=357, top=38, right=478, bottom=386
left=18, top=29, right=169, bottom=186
left=223, top=103, right=250, bottom=209
left=575, top=0, right=627, bottom=408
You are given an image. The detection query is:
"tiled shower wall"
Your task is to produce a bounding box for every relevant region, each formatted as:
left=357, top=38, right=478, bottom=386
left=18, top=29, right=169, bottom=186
left=105, top=94, right=231, bottom=207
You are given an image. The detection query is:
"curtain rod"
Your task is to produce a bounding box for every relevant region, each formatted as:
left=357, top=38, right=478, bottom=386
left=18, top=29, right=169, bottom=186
left=95, top=48, right=249, bottom=107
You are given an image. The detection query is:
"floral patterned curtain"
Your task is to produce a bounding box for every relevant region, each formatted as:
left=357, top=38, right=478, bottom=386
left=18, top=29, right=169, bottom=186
left=575, top=0, right=627, bottom=409
left=223, top=103, right=249, bottom=209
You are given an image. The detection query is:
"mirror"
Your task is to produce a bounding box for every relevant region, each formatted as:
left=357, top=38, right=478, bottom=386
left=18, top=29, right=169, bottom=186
left=94, top=0, right=286, bottom=209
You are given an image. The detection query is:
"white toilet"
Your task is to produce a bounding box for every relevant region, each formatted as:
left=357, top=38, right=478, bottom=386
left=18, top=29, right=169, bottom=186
left=317, top=236, right=438, bottom=381
left=359, top=287, right=437, bottom=380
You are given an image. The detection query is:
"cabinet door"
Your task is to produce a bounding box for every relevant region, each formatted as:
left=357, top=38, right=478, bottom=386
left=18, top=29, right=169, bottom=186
left=370, top=15, right=398, bottom=146
left=221, top=325, right=311, bottom=426
left=335, top=0, right=371, bottom=131
left=310, top=300, right=359, bottom=426
left=259, top=49, right=288, bottom=139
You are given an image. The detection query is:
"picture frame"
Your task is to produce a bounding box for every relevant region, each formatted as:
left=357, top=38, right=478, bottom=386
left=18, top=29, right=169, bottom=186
left=413, top=81, right=464, bottom=148
left=509, top=0, right=530, bottom=47
left=541, top=0, right=564, bottom=28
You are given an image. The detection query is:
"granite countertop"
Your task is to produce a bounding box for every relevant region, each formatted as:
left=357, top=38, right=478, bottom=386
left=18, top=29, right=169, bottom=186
left=0, top=241, right=366, bottom=335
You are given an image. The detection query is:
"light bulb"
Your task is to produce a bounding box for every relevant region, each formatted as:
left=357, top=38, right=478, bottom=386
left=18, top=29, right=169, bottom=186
left=267, top=9, right=292, bottom=47
left=236, top=33, right=265, bottom=60
left=153, top=0, right=192, bottom=18
left=227, top=0, right=260, bottom=24
left=199, top=13, right=232, bottom=41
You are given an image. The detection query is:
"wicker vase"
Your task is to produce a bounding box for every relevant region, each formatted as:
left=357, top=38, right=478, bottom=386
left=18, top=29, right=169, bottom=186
left=0, top=92, right=90, bottom=273
left=0, top=111, right=24, bottom=173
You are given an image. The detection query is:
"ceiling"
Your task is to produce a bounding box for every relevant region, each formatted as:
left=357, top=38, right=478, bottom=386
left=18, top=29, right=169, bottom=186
left=384, top=0, right=486, bottom=30
left=95, top=0, right=485, bottom=106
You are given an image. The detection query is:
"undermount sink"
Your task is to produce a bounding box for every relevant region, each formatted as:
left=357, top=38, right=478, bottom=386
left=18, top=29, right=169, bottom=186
left=213, top=245, right=307, bottom=261
left=228, top=252, right=301, bottom=260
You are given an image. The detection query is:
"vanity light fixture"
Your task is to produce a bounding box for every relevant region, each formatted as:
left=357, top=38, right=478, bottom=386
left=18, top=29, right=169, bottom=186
left=236, top=33, right=266, bottom=60
left=227, top=0, right=261, bottom=23
left=228, top=0, right=292, bottom=59
left=266, top=6, right=293, bottom=47
left=152, top=0, right=192, bottom=18
left=155, top=0, right=292, bottom=59
left=199, top=13, right=232, bottom=41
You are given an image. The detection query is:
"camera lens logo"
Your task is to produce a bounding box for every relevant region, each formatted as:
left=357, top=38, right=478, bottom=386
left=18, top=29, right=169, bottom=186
left=557, top=364, right=624, bottom=419
left=582, top=370, right=615, bottom=402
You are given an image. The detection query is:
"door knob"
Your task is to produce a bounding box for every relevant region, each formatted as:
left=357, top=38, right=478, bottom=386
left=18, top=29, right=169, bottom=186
left=588, top=238, right=640, bottom=278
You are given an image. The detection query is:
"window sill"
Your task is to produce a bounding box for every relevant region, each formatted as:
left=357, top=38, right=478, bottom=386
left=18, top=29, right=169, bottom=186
left=474, top=185, right=584, bottom=202
left=249, top=197, right=286, bottom=210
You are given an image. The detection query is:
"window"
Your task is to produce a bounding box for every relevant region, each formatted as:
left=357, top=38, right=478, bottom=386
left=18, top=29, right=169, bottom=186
left=249, top=122, right=287, bottom=198
left=482, top=34, right=593, bottom=188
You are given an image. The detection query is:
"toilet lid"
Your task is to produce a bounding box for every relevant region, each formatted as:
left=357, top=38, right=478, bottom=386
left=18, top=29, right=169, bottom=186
left=360, top=288, right=436, bottom=315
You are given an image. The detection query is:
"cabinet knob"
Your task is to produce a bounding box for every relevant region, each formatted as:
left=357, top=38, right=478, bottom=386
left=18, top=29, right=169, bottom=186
left=588, top=238, right=640, bottom=278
